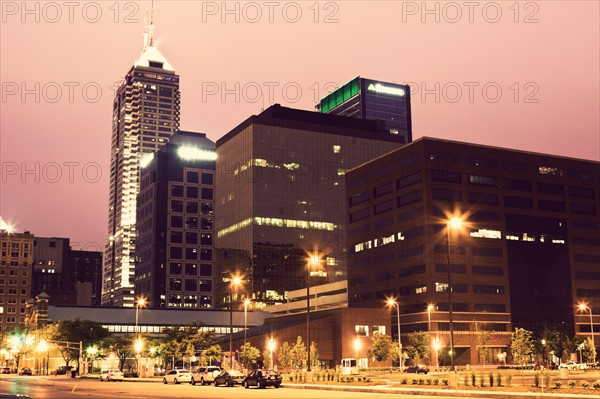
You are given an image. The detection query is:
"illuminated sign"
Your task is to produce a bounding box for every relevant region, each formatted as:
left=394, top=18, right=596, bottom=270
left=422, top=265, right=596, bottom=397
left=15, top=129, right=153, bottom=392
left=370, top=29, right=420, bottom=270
left=177, top=146, right=217, bottom=161
left=367, top=83, right=405, bottom=96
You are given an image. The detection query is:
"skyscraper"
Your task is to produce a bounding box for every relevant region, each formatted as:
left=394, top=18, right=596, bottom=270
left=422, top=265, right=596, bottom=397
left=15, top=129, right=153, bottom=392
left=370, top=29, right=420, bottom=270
left=136, top=131, right=216, bottom=308
left=103, top=12, right=180, bottom=306
left=215, top=104, right=405, bottom=309
left=317, top=76, right=413, bottom=144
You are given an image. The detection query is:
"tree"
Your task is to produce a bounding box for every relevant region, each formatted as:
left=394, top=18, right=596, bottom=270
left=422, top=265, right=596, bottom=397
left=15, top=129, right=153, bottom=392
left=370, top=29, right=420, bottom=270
left=511, top=328, right=534, bottom=385
left=49, top=320, right=109, bottom=369
left=4, top=325, right=34, bottom=371
left=582, top=337, right=597, bottom=363
left=104, top=335, right=135, bottom=371
left=309, top=342, right=320, bottom=369
left=290, top=336, right=307, bottom=369
left=277, top=341, right=292, bottom=371
left=407, top=332, right=430, bottom=363
left=262, top=349, right=272, bottom=369
left=239, top=343, right=260, bottom=367
left=390, top=340, right=408, bottom=368
left=367, top=333, right=391, bottom=368
left=476, top=324, right=494, bottom=368
left=543, top=325, right=578, bottom=363
left=200, top=344, right=222, bottom=367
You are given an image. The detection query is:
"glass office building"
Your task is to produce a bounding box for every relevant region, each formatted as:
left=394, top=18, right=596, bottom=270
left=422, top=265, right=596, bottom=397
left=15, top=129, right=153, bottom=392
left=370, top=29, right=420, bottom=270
left=317, top=76, right=412, bottom=144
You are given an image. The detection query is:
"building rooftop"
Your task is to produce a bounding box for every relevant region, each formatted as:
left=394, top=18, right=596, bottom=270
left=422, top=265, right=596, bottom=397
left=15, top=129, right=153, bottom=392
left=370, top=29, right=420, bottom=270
left=217, top=104, right=403, bottom=147
left=134, top=45, right=175, bottom=71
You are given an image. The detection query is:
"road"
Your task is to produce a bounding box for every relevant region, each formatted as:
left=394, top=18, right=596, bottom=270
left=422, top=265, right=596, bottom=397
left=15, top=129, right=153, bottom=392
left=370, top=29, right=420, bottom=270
left=1, top=376, right=446, bottom=399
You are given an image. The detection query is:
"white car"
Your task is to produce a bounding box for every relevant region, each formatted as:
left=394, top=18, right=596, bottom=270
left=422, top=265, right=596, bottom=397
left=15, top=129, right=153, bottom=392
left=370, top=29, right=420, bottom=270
left=100, top=369, right=124, bottom=381
left=163, top=369, right=192, bottom=384
left=191, top=366, right=221, bottom=385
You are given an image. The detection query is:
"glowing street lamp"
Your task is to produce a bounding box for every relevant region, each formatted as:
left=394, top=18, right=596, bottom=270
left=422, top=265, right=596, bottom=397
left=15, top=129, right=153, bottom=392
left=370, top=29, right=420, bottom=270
left=578, top=302, right=595, bottom=350
left=37, top=340, right=49, bottom=375
left=307, top=253, right=321, bottom=372
left=433, top=339, right=441, bottom=369
left=230, top=275, right=242, bottom=369
left=135, top=297, right=147, bottom=340
left=244, top=299, right=251, bottom=349
left=387, top=298, right=403, bottom=369
left=446, top=216, right=463, bottom=371
left=268, top=338, right=276, bottom=369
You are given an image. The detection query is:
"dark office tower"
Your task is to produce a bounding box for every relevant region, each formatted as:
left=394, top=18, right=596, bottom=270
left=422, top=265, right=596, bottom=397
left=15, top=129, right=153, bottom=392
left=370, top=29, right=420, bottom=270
left=32, top=237, right=75, bottom=305
left=346, top=137, right=599, bottom=366
left=215, top=104, right=405, bottom=310
left=70, top=250, right=103, bottom=306
left=135, top=131, right=216, bottom=308
left=316, top=76, right=413, bottom=144
left=103, top=14, right=180, bottom=306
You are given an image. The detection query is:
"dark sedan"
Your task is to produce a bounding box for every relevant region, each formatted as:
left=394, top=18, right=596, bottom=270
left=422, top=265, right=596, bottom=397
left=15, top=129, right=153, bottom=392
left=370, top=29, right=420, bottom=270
left=19, top=368, right=32, bottom=376
left=404, top=364, right=429, bottom=374
left=214, top=370, right=245, bottom=387
left=243, top=369, right=282, bottom=389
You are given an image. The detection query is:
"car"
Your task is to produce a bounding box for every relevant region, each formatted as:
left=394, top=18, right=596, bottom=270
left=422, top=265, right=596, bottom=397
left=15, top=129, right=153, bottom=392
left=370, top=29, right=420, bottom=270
left=243, top=369, right=282, bottom=389
left=404, top=364, right=430, bottom=374
left=214, top=370, right=245, bottom=387
left=18, top=367, right=32, bottom=376
left=55, top=366, right=73, bottom=375
left=190, top=366, right=221, bottom=385
left=163, top=369, right=192, bottom=384
left=558, top=361, right=580, bottom=370
left=100, top=369, right=124, bottom=381
left=1, top=367, right=11, bottom=374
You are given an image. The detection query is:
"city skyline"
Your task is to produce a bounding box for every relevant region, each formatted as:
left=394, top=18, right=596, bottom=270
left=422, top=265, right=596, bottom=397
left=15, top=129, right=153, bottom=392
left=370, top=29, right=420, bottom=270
left=2, top=1, right=599, bottom=248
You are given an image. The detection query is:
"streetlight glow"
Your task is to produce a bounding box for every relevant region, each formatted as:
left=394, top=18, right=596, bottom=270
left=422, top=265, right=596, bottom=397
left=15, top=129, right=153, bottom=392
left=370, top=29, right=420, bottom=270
left=387, top=297, right=403, bottom=369
left=577, top=302, right=595, bottom=352
left=448, top=217, right=463, bottom=229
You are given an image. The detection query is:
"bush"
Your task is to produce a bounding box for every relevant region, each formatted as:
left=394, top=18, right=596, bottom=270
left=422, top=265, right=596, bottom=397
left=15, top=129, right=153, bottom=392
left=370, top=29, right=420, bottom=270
left=582, top=381, right=589, bottom=389
left=364, top=378, right=371, bottom=383
left=401, top=378, right=407, bottom=384
left=554, top=381, right=562, bottom=389
left=288, top=375, right=293, bottom=382
left=497, top=373, right=503, bottom=386
left=506, top=373, right=512, bottom=387
left=442, top=378, right=449, bottom=386
left=471, top=373, right=476, bottom=386
left=568, top=380, right=576, bottom=389
left=593, top=380, right=600, bottom=389
left=433, top=378, right=439, bottom=385
left=412, top=378, right=418, bottom=384
left=489, top=373, right=494, bottom=387
left=534, top=373, right=540, bottom=387
left=419, top=378, right=425, bottom=385
left=426, top=378, right=432, bottom=385
left=479, top=373, right=485, bottom=387
left=349, top=377, right=354, bottom=383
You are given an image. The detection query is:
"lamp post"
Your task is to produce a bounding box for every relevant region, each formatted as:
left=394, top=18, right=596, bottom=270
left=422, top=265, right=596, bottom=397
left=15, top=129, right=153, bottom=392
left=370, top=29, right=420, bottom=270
left=541, top=339, right=546, bottom=363
left=135, top=297, right=147, bottom=340
left=427, top=304, right=434, bottom=367
left=446, top=216, right=463, bottom=371
left=578, top=302, right=595, bottom=351
left=244, top=299, right=251, bottom=349
left=353, top=337, right=361, bottom=362
left=433, top=339, right=440, bottom=369
left=36, top=340, right=49, bottom=376
left=268, top=338, right=275, bottom=370
left=230, top=276, right=242, bottom=370
left=387, top=298, right=402, bottom=369
left=307, top=254, right=320, bottom=372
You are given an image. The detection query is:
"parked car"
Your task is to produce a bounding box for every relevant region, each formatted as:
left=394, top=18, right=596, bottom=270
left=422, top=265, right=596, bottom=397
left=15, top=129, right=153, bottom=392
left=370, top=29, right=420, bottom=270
left=1, top=367, right=11, bottom=374
left=19, top=367, right=32, bottom=376
left=243, top=369, right=282, bottom=389
left=55, top=366, right=73, bottom=375
left=404, top=364, right=430, bottom=374
left=163, top=369, right=192, bottom=384
left=558, top=361, right=581, bottom=370
left=214, top=370, right=245, bottom=387
left=190, top=366, right=221, bottom=385
left=100, top=369, right=124, bottom=381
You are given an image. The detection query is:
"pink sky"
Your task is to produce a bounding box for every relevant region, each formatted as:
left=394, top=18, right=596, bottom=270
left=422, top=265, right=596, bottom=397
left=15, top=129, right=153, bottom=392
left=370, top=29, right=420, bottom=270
left=1, top=1, right=599, bottom=248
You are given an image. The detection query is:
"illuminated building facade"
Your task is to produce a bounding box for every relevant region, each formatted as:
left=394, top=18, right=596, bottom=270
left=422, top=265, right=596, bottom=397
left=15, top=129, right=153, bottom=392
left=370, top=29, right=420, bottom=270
left=317, top=76, right=412, bottom=144
left=0, top=229, right=34, bottom=332
left=346, top=137, right=599, bottom=365
left=215, top=104, right=404, bottom=309
left=103, top=22, right=180, bottom=306
left=135, top=131, right=216, bottom=308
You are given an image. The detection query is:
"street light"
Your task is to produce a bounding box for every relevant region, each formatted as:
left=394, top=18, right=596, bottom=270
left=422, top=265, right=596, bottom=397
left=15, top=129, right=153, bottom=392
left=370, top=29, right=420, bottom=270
left=244, top=299, right=251, bottom=349
left=230, top=276, right=242, bottom=370
left=578, top=302, right=595, bottom=351
left=36, top=340, right=49, bottom=375
left=86, top=345, right=98, bottom=375
left=135, top=297, right=147, bottom=340
left=541, top=339, right=546, bottom=363
left=307, top=253, right=320, bottom=372
left=427, top=304, right=434, bottom=367
left=268, top=338, right=275, bottom=370
left=433, top=339, right=441, bottom=369
left=387, top=298, right=403, bottom=369
left=446, top=216, right=463, bottom=371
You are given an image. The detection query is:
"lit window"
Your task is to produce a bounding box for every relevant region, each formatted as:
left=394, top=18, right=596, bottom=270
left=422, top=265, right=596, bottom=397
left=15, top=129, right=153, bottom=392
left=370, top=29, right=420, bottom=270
left=436, top=283, right=448, bottom=292
left=355, top=325, right=369, bottom=336
left=333, top=145, right=341, bottom=154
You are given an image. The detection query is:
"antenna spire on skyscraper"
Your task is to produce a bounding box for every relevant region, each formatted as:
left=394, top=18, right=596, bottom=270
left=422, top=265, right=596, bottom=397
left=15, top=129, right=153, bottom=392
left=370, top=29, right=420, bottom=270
left=143, top=0, right=156, bottom=50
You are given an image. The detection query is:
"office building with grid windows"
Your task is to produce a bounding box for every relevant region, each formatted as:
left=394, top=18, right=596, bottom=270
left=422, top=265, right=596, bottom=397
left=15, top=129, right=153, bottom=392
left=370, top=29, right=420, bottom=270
left=135, top=131, right=216, bottom=308
left=346, top=137, right=599, bottom=366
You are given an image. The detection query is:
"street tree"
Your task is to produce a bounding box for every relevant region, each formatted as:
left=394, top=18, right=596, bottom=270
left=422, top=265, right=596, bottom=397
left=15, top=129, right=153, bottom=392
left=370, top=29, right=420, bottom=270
left=262, top=349, right=272, bottom=369
left=290, top=336, right=307, bottom=369
left=390, top=340, right=408, bottom=368
left=104, top=335, right=135, bottom=371
left=277, top=341, right=292, bottom=371
left=48, top=320, right=109, bottom=368
left=200, top=344, right=222, bottom=367
left=407, top=332, right=430, bottom=363
left=367, top=332, right=391, bottom=368
left=511, top=327, right=534, bottom=385
left=309, top=342, right=320, bottom=369
left=239, top=342, right=260, bottom=367
left=476, top=324, right=494, bottom=368
left=582, top=337, right=597, bottom=363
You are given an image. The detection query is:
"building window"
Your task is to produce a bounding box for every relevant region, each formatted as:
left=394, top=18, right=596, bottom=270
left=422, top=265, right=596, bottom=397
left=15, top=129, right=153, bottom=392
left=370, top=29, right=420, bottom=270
left=431, top=170, right=461, bottom=183
left=186, top=171, right=199, bottom=184
left=537, top=182, right=564, bottom=195
left=571, top=203, right=596, bottom=215
left=504, top=196, right=533, bottom=209
left=469, top=175, right=497, bottom=186
left=355, top=325, right=369, bottom=336
left=169, top=279, right=182, bottom=291
left=468, top=192, right=498, bottom=205
left=333, top=145, right=341, bottom=154
left=201, top=188, right=213, bottom=200
left=397, top=171, right=422, bottom=189
left=349, top=191, right=370, bottom=207
left=374, top=182, right=393, bottom=198
left=171, top=185, right=184, bottom=197
left=372, top=325, right=386, bottom=335
left=202, top=173, right=214, bottom=185
left=187, top=187, right=199, bottom=198
left=473, top=285, right=505, bottom=294
left=538, top=200, right=565, bottom=212
left=349, top=208, right=370, bottom=223
left=431, top=188, right=461, bottom=202
left=374, top=200, right=393, bottom=215
left=170, top=263, right=182, bottom=275
left=397, top=190, right=422, bottom=207
left=569, top=186, right=594, bottom=198
left=503, top=178, right=531, bottom=192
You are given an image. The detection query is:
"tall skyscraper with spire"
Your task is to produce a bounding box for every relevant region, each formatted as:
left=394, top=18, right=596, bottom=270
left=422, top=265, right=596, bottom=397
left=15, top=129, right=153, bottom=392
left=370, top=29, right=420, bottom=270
left=102, top=5, right=180, bottom=306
